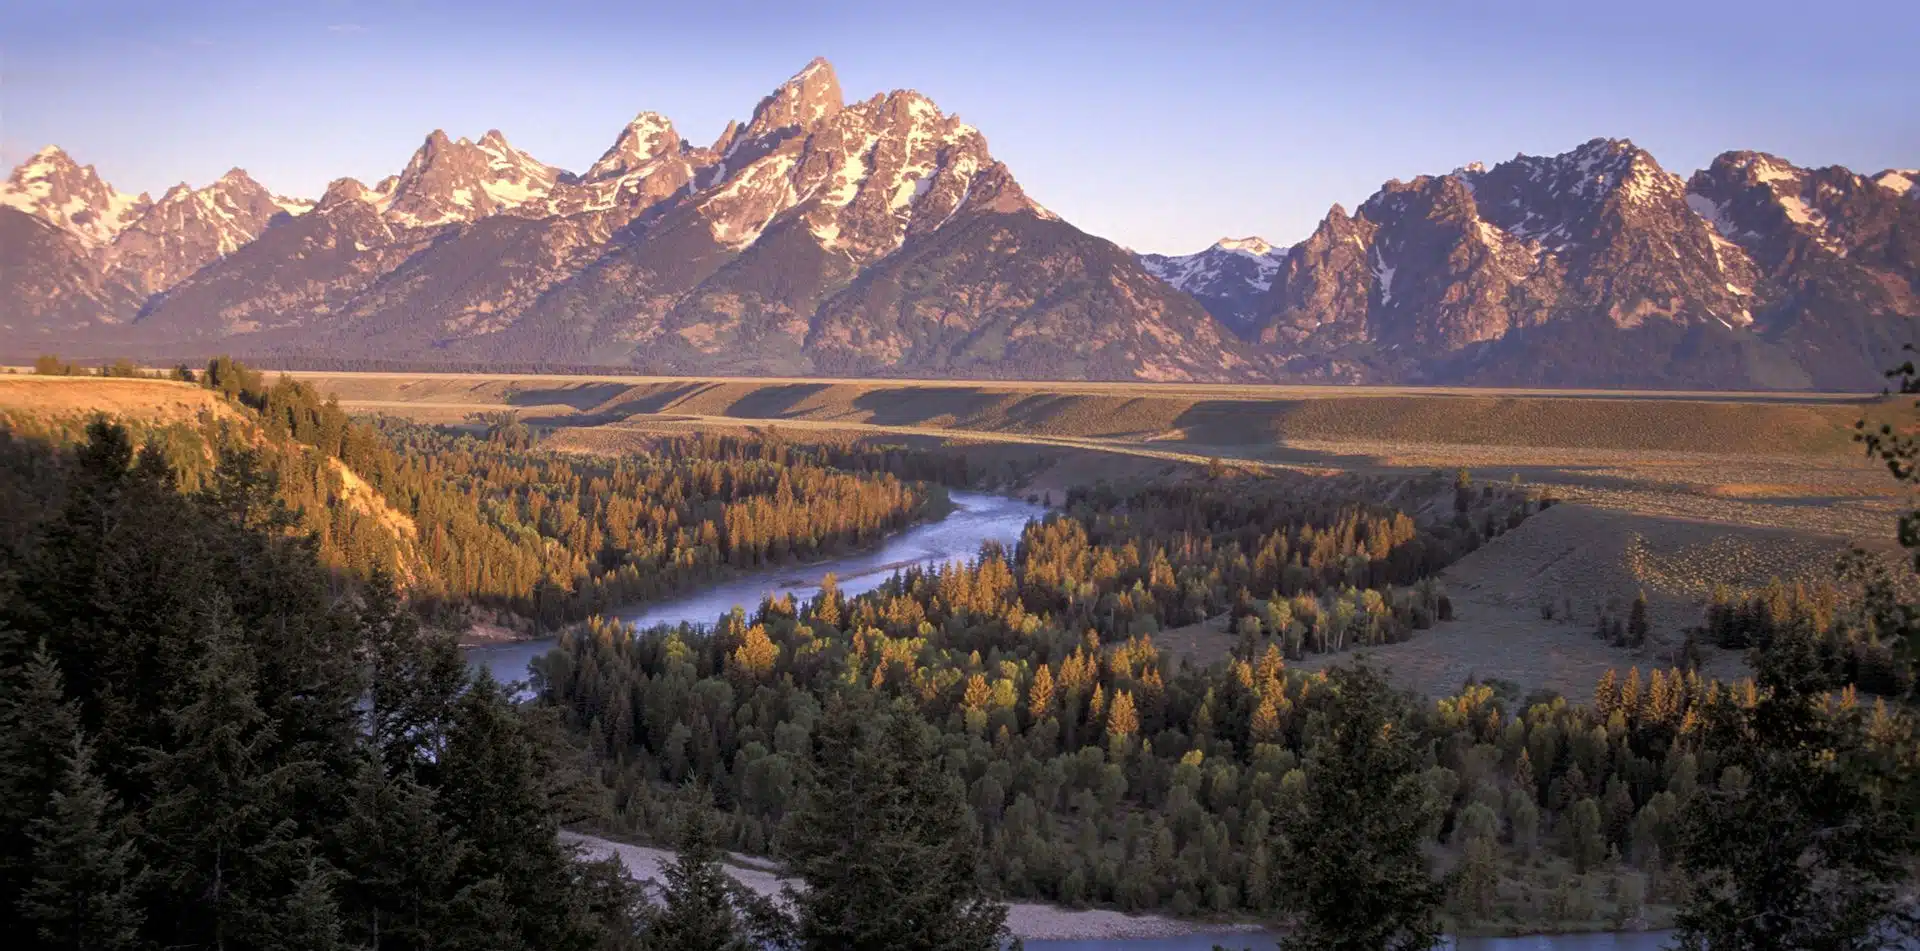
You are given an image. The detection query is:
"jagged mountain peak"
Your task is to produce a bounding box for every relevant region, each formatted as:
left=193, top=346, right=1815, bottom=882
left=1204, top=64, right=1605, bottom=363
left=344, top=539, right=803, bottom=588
left=2, top=145, right=152, bottom=246
left=317, top=176, right=391, bottom=210
left=1215, top=236, right=1281, bottom=258
left=740, top=57, right=844, bottom=146
left=586, top=111, right=684, bottom=182
left=688, top=78, right=1024, bottom=257
left=1138, top=235, right=1289, bottom=338
left=382, top=127, right=560, bottom=227
left=1703, top=149, right=1805, bottom=185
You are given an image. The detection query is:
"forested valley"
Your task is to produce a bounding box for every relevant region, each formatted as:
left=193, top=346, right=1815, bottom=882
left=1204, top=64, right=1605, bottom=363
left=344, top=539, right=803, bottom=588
left=4, top=358, right=960, bottom=627
left=2, top=357, right=1917, bottom=950
left=538, top=474, right=1920, bottom=936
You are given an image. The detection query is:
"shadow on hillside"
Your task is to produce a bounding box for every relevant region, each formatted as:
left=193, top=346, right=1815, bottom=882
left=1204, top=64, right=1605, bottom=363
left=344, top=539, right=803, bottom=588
left=503, top=382, right=635, bottom=410
left=849, top=387, right=1005, bottom=426
left=725, top=383, right=832, bottom=419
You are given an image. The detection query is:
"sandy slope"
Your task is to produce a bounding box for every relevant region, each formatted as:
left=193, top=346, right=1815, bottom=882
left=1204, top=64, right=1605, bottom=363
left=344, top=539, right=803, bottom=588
left=560, top=830, right=1251, bottom=941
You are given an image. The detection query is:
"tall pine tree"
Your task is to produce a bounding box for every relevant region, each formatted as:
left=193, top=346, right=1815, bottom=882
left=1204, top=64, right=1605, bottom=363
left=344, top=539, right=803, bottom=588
left=782, top=695, right=1015, bottom=951
left=1272, top=660, right=1442, bottom=951
left=18, top=732, right=144, bottom=951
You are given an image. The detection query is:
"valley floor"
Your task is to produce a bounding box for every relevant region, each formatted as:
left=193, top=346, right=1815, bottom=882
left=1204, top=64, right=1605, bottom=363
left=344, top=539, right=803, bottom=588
left=292, top=369, right=1899, bottom=697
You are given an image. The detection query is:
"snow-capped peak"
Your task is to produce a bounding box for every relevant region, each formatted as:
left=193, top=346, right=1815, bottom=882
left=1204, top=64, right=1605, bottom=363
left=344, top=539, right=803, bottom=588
left=1140, top=236, right=1287, bottom=292
left=1215, top=236, right=1282, bottom=260
left=381, top=128, right=560, bottom=227
left=742, top=57, right=844, bottom=143
left=1, top=145, right=152, bottom=246
left=586, top=111, right=681, bottom=182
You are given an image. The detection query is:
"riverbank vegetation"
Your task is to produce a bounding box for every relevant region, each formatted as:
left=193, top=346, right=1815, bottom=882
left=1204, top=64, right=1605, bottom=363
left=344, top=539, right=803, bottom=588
left=4, top=358, right=963, bottom=631
left=522, top=469, right=1899, bottom=937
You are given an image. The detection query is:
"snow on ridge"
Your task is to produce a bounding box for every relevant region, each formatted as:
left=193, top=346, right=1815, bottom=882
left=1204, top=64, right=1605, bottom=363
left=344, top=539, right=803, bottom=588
left=1140, top=237, right=1287, bottom=296
left=1685, top=193, right=1735, bottom=238
left=1875, top=170, right=1916, bottom=197
left=1371, top=245, right=1396, bottom=306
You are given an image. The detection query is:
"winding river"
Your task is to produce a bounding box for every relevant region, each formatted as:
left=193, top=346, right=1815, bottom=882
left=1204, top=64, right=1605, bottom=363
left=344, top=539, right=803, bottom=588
left=468, top=492, right=1679, bottom=950
left=465, top=490, right=1049, bottom=687
left=1023, top=932, right=1674, bottom=950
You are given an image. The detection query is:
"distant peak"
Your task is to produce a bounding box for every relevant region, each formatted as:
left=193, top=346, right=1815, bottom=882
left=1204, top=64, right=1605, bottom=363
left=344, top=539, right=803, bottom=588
left=32, top=144, right=71, bottom=161
left=1216, top=236, right=1277, bottom=256
left=586, top=111, right=683, bottom=181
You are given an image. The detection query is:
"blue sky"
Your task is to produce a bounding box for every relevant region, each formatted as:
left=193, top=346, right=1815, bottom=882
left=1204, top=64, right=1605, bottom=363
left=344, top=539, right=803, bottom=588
left=4, top=0, right=1914, bottom=253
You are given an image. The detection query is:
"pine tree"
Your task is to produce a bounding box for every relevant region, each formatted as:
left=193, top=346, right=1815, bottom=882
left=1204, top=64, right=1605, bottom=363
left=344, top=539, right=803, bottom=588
left=0, top=642, right=84, bottom=915
left=782, top=697, right=1014, bottom=951
left=1026, top=665, right=1055, bottom=722
left=438, top=670, right=606, bottom=950
left=644, top=808, right=756, bottom=951
left=1626, top=591, right=1650, bottom=648
left=268, top=856, right=347, bottom=951
left=18, top=733, right=144, bottom=951
left=1274, top=660, right=1442, bottom=951
left=1670, top=622, right=1913, bottom=950
left=335, top=756, right=463, bottom=949
left=361, top=570, right=467, bottom=774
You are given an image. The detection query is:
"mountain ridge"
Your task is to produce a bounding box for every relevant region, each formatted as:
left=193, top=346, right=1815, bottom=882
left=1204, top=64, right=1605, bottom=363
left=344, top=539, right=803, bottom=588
left=3, top=65, right=1912, bottom=389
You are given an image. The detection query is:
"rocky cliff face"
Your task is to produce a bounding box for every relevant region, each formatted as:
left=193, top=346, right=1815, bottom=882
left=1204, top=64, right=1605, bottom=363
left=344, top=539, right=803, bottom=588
left=1683, top=152, right=1920, bottom=388
left=1218, top=139, right=1906, bottom=388
left=2, top=71, right=1912, bottom=389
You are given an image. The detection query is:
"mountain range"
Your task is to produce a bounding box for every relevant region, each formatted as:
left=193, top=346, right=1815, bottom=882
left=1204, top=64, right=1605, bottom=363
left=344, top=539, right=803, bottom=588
left=3, top=58, right=1914, bottom=389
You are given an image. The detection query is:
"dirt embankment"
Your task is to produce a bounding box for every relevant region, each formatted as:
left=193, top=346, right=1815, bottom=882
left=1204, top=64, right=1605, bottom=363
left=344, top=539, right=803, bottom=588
left=562, top=830, right=1258, bottom=942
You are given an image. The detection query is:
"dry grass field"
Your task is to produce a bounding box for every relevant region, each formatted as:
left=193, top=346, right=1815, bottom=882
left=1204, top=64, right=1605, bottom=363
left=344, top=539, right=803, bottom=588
left=10, top=368, right=1906, bottom=698
left=0, top=375, right=241, bottom=424
left=291, top=369, right=1897, bottom=534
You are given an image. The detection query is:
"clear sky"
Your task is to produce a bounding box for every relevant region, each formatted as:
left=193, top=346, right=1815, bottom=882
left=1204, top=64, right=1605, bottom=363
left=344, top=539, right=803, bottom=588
left=4, top=0, right=1915, bottom=254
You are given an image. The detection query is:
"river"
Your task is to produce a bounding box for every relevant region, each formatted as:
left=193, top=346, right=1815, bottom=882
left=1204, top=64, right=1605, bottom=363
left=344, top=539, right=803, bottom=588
left=474, top=493, right=1677, bottom=950
left=465, top=490, right=1049, bottom=687
left=1022, top=932, right=1674, bottom=950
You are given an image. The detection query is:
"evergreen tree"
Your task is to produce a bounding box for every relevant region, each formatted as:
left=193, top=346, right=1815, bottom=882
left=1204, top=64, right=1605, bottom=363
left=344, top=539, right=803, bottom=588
left=334, top=756, right=464, bottom=949
left=438, top=670, right=623, bottom=951
left=1671, top=621, right=1913, bottom=950
left=643, top=807, right=757, bottom=951
left=0, top=642, right=84, bottom=916
left=782, top=696, right=1015, bottom=951
left=18, top=733, right=144, bottom=951
left=268, top=856, right=348, bottom=951
left=141, top=602, right=312, bottom=950
left=1626, top=592, right=1650, bottom=648
left=1272, top=660, right=1442, bottom=951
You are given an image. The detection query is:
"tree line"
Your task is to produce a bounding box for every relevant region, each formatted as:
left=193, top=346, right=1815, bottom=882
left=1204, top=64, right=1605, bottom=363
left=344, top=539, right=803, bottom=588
left=15, top=357, right=970, bottom=630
